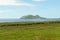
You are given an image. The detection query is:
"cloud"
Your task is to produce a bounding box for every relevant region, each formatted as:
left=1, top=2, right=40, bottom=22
left=0, top=10, right=7, bottom=13
left=0, top=0, right=16, bottom=5
left=33, top=0, right=46, bottom=2
left=0, top=10, right=14, bottom=13
left=0, top=0, right=35, bottom=7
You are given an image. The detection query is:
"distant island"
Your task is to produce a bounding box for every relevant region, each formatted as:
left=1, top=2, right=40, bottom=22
left=20, top=15, right=46, bottom=19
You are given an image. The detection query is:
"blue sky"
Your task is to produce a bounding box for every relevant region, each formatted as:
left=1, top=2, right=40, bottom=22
left=0, top=0, right=60, bottom=19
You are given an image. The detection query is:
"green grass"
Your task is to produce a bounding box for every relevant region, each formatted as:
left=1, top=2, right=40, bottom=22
left=0, top=21, right=60, bottom=40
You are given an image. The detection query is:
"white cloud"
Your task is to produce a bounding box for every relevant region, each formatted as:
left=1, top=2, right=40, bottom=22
left=0, top=0, right=35, bottom=7
left=33, top=0, right=46, bottom=2
left=0, top=10, right=7, bottom=13
left=0, top=0, right=16, bottom=5
left=0, top=10, right=14, bottom=13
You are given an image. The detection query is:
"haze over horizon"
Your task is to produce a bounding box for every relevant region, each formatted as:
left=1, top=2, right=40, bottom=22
left=0, top=0, right=60, bottom=19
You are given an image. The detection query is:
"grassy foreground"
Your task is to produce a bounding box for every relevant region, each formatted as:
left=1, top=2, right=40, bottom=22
left=0, top=21, right=60, bottom=40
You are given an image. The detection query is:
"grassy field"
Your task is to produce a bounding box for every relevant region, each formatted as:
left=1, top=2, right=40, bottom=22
left=0, top=21, right=60, bottom=40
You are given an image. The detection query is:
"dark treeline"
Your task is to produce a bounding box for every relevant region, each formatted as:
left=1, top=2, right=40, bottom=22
left=0, top=21, right=60, bottom=27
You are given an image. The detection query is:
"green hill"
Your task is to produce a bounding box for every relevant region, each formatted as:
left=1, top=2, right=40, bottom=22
left=20, top=15, right=45, bottom=19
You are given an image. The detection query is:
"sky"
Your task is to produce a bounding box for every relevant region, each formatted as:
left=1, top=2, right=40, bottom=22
left=0, top=0, right=60, bottom=19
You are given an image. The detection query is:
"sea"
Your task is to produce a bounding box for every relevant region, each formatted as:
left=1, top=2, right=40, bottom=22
left=0, top=18, right=60, bottom=22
